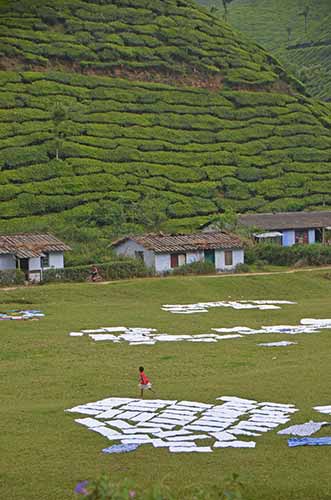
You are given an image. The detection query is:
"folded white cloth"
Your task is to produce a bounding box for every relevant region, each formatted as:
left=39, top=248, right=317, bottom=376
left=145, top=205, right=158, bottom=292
left=169, top=446, right=212, bottom=453
left=214, top=440, right=256, bottom=448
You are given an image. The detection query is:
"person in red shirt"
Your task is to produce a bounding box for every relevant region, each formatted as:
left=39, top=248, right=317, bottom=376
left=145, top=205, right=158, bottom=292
left=138, top=366, right=154, bottom=398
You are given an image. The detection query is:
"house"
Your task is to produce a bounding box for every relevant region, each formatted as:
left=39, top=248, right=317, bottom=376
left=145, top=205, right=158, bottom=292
left=238, top=211, right=331, bottom=246
left=0, top=233, right=71, bottom=281
left=111, top=232, right=244, bottom=273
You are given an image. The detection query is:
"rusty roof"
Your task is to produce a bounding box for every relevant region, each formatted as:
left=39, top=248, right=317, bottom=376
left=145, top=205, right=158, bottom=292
left=112, top=232, right=243, bottom=253
left=239, top=211, right=331, bottom=231
left=0, top=233, right=71, bottom=258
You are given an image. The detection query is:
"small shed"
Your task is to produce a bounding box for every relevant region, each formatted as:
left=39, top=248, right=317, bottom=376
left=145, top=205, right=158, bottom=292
left=111, top=232, right=244, bottom=273
left=239, top=211, right=331, bottom=247
left=0, top=233, right=71, bottom=281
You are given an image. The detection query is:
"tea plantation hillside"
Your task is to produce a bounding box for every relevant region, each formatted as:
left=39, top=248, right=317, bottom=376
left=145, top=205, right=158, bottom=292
left=0, top=0, right=300, bottom=92
left=198, top=0, right=331, bottom=100
left=0, top=0, right=331, bottom=245
left=1, top=70, right=331, bottom=237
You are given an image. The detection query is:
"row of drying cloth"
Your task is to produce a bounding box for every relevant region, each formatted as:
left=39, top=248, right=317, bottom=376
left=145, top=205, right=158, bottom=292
left=66, top=397, right=331, bottom=454
left=0, top=310, right=44, bottom=320
left=69, top=318, right=331, bottom=345
left=66, top=396, right=300, bottom=454
left=162, top=300, right=296, bottom=314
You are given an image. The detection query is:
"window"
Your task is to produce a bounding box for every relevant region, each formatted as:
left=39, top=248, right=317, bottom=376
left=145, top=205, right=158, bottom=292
left=135, top=251, right=144, bottom=262
left=178, top=254, right=186, bottom=266
left=224, top=250, right=233, bottom=266
left=41, top=253, right=49, bottom=268
left=170, top=254, right=179, bottom=268
left=295, top=230, right=308, bottom=244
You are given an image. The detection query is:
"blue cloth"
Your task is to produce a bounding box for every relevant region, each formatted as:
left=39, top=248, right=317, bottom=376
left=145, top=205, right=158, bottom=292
left=288, top=437, right=331, bottom=447
left=102, top=443, right=140, bottom=454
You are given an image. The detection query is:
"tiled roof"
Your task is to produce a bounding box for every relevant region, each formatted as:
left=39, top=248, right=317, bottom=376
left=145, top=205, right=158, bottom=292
left=0, top=233, right=71, bottom=258
left=112, top=232, right=243, bottom=253
left=239, top=211, right=331, bottom=231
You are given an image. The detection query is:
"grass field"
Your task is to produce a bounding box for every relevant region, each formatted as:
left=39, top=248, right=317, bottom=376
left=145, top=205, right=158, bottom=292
left=1, top=271, right=331, bottom=499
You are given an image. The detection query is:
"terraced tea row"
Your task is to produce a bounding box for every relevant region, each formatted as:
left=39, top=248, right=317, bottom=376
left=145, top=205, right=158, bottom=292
left=0, top=70, right=330, bottom=235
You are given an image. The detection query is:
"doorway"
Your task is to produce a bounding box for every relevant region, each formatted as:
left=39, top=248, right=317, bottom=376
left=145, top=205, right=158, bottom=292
left=18, top=258, right=29, bottom=280
left=204, top=249, right=215, bottom=265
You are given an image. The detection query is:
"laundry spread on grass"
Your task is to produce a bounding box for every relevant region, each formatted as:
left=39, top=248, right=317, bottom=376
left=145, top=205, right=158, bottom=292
left=278, top=421, right=328, bottom=436
left=162, top=300, right=296, bottom=314
left=69, top=326, right=242, bottom=344
left=0, top=310, right=44, bottom=321
left=213, top=318, right=331, bottom=336
left=69, top=319, right=331, bottom=345
left=66, top=396, right=297, bottom=454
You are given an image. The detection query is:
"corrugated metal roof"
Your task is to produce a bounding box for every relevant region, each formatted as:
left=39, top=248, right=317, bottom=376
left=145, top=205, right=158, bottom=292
left=112, top=232, right=243, bottom=253
left=239, top=211, right=331, bottom=230
left=0, top=233, right=71, bottom=258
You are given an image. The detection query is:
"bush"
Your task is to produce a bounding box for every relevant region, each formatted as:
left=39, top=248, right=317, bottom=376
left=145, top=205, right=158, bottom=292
left=234, top=263, right=250, bottom=273
left=250, top=243, right=331, bottom=266
left=0, top=269, right=25, bottom=286
left=43, top=259, right=152, bottom=283
left=172, top=260, right=215, bottom=275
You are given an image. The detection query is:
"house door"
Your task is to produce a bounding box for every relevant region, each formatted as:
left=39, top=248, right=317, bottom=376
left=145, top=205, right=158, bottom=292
left=19, top=258, right=29, bottom=280
left=204, top=249, right=215, bottom=265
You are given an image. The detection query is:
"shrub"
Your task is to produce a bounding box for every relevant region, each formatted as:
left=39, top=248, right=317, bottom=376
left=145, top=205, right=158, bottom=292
left=250, top=244, right=331, bottom=266
left=0, top=269, right=25, bottom=286
left=172, top=260, right=215, bottom=275
left=234, top=263, right=250, bottom=273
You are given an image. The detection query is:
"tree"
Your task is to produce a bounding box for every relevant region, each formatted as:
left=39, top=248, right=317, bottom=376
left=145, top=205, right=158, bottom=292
left=208, top=209, right=238, bottom=231
left=210, top=1, right=234, bottom=23
left=51, top=102, right=67, bottom=160
left=300, top=5, right=310, bottom=34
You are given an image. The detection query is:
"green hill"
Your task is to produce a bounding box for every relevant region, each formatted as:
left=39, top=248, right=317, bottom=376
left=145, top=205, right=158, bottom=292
left=0, top=0, right=331, bottom=252
left=198, top=0, right=331, bottom=100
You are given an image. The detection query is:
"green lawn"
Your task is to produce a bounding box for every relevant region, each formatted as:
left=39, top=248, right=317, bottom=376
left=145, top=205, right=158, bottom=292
left=1, top=271, right=331, bottom=499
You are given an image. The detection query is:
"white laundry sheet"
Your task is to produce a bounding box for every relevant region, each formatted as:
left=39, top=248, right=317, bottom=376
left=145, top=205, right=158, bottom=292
left=66, top=395, right=297, bottom=455
left=214, top=440, right=256, bottom=448
left=258, top=341, right=297, bottom=347
left=313, top=405, right=331, bottom=415
left=162, top=300, right=296, bottom=314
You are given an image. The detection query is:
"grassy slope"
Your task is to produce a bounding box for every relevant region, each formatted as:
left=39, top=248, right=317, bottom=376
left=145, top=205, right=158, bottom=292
left=1, top=271, right=331, bottom=499
left=0, top=0, right=331, bottom=243
left=198, top=0, right=331, bottom=100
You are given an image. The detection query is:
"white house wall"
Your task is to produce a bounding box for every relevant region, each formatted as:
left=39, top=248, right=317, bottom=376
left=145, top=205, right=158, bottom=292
left=48, top=252, right=64, bottom=269
left=215, top=249, right=244, bottom=271
left=0, top=254, right=16, bottom=270
left=29, top=257, right=41, bottom=271
left=233, top=249, right=244, bottom=268
left=282, top=230, right=295, bottom=246
left=155, top=253, right=171, bottom=272
left=114, top=240, right=155, bottom=269
left=308, top=229, right=316, bottom=244
left=187, top=251, right=204, bottom=264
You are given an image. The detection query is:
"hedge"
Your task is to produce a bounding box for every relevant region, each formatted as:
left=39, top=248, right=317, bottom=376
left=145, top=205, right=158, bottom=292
left=0, top=269, right=25, bottom=286
left=245, top=244, right=331, bottom=266
left=42, top=259, right=153, bottom=283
